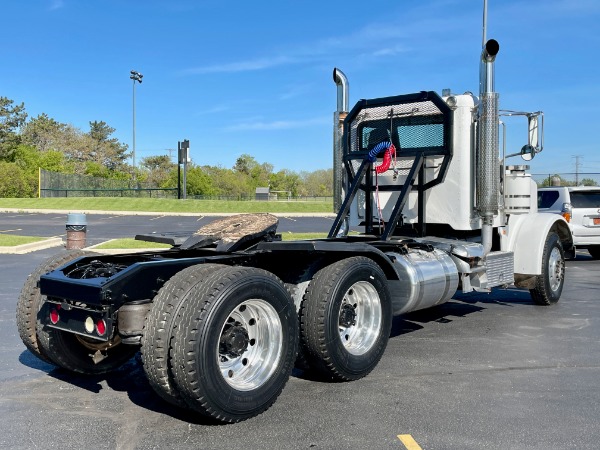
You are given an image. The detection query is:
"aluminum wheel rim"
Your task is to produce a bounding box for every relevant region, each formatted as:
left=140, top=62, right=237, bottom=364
left=548, top=247, right=564, bottom=292
left=338, top=280, right=382, bottom=356
left=217, top=299, right=282, bottom=391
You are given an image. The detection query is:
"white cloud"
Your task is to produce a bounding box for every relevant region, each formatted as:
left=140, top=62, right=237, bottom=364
left=49, top=0, right=65, bottom=10
left=372, top=45, right=409, bottom=57
left=279, top=84, right=313, bottom=101
left=223, top=116, right=329, bottom=131
left=178, top=2, right=464, bottom=77
left=180, top=56, right=299, bottom=75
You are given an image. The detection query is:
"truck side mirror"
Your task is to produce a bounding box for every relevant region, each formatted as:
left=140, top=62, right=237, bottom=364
left=520, top=144, right=535, bottom=161
left=524, top=113, right=543, bottom=161
left=520, top=113, right=543, bottom=161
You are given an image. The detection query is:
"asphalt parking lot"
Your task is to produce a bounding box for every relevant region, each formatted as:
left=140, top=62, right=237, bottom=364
left=0, top=212, right=337, bottom=247
left=1, top=213, right=599, bottom=449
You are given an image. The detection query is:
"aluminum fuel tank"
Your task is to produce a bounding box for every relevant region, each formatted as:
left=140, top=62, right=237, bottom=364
left=387, top=248, right=459, bottom=315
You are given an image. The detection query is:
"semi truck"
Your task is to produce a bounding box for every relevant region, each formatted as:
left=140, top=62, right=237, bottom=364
left=16, top=4, right=572, bottom=424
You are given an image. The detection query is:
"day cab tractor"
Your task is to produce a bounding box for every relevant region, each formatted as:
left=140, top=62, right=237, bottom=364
left=16, top=6, right=571, bottom=423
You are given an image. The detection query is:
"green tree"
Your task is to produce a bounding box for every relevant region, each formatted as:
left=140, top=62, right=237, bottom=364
left=538, top=174, right=575, bottom=187
left=301, top=169, right=333, bottom=196
left=87, top=121, right=130, bottom=170
left=232, top=154, right=273, bottom=192
left=270, top=169, right=301, bottom=197
left=0, top=161, right=34, bottom=197
left=0, top=97, right=28, bottom=161
left=42, top=122, right=96, bottom=174
left=21, top=113, right=67, bottom=152
left=233, top=154, right=258, bottom=175
left=14, top=144, right=74, bottom=176
left=140, top=155, right=176, bottom=187
left=205, top=165, right=251, bottom=198
left=84, top=161, right=131, bottom=180
left=580, top=178, right=598, bottom=187
left=185, top=165, right=217, bottom=196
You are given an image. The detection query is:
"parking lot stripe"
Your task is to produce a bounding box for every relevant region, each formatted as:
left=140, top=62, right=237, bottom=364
left=0, top=229, right=22, bottom=232
left=398, top=434, right=423, bottom=450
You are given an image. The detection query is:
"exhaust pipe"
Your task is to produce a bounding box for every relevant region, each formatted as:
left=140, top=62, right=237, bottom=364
left=334, top=68, right=349, bottom=112
left=333, top=68, right=349, bottom=214
left=477, top=38, right=500, bottom=255
left=480, top=39, right=499, bottom=94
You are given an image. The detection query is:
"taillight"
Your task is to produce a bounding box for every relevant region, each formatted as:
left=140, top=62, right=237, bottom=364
left=561, top=202, right=572, bottom=223
left=49, top=308, right=60, bottom=324
left=96, top=319, right=107, bottom=336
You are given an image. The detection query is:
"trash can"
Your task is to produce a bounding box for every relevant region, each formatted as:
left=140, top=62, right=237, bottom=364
left=66, top=213, right=87, bottom=249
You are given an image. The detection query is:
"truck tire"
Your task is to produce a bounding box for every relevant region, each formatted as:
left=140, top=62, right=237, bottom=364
left=588, top=246, right=600, bottom=259
left=170, top=266, right=298, bottom=423
left=141, top=263, right=226, bottom=407
left=43, top=329, right=138, bottom=374
left=530, top=232, right=565, bottom=305
left=300, top=256, right=392, bottom=381
left=16, top=250, right=97, bottom=364
left=281, top=261, right=323, bottom=372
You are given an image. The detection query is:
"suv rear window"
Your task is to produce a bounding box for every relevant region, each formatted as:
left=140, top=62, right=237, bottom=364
left=538, top=190, right=559, bottom=209
left=570, top=191, right=600, bottom=208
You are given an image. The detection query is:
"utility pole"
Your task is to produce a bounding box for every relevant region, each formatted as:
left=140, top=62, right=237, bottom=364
left=573, top=155, right=583, bottom=186
left=166, top=148, right=176, bottom=163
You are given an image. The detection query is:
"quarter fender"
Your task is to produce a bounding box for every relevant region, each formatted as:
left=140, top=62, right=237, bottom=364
left=503, top=213, right=572, bottom=275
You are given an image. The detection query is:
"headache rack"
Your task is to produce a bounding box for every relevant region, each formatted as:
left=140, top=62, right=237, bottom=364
left=329, top=91, right=453, bottom=240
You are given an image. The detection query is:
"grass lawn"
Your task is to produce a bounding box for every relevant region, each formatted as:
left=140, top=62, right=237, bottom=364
left=93, top=238, right=172, bottom=249
left=94, top=232, right=331, bottom=249
left=0, top=198, right=333, bottom=214
left=0, top=234, right=47, bottom=246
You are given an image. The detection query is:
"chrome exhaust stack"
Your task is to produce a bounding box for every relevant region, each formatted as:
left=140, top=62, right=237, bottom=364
left=477, top=38, right=500, bottom=256
left=333, top=68, right=349, bottom=214
left=334, top=68, right=349, bottom=113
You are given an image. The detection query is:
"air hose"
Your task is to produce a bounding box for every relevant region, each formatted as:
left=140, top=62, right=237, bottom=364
left=367, top=141, right=396, bottom=174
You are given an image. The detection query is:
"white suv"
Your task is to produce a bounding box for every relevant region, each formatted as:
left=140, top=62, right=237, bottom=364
left=538, top=186, right=600, bottom=259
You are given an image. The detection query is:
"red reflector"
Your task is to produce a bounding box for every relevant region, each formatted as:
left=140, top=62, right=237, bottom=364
left=49, top=309, right=59, bottom=325
left=96, top=319, right=106, bottom=336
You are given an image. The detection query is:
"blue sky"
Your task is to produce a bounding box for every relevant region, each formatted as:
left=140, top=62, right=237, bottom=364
left=2, top=0, right=599, bottom=174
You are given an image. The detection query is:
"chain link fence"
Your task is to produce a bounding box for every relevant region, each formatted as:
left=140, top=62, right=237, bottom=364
left=39, top=169, right=177, bottom=198
left=39, top=170, right=332, bottom=201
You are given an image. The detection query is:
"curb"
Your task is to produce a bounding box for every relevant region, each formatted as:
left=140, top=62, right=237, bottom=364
left=0, top=237, right=64, bottom=254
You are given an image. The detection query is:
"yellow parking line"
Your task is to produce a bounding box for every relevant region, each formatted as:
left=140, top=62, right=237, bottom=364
left=398, top=434, right=423, bottom=450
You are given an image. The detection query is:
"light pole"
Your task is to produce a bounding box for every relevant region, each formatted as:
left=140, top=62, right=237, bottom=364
left=130, top=70, right=143, bottom=178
